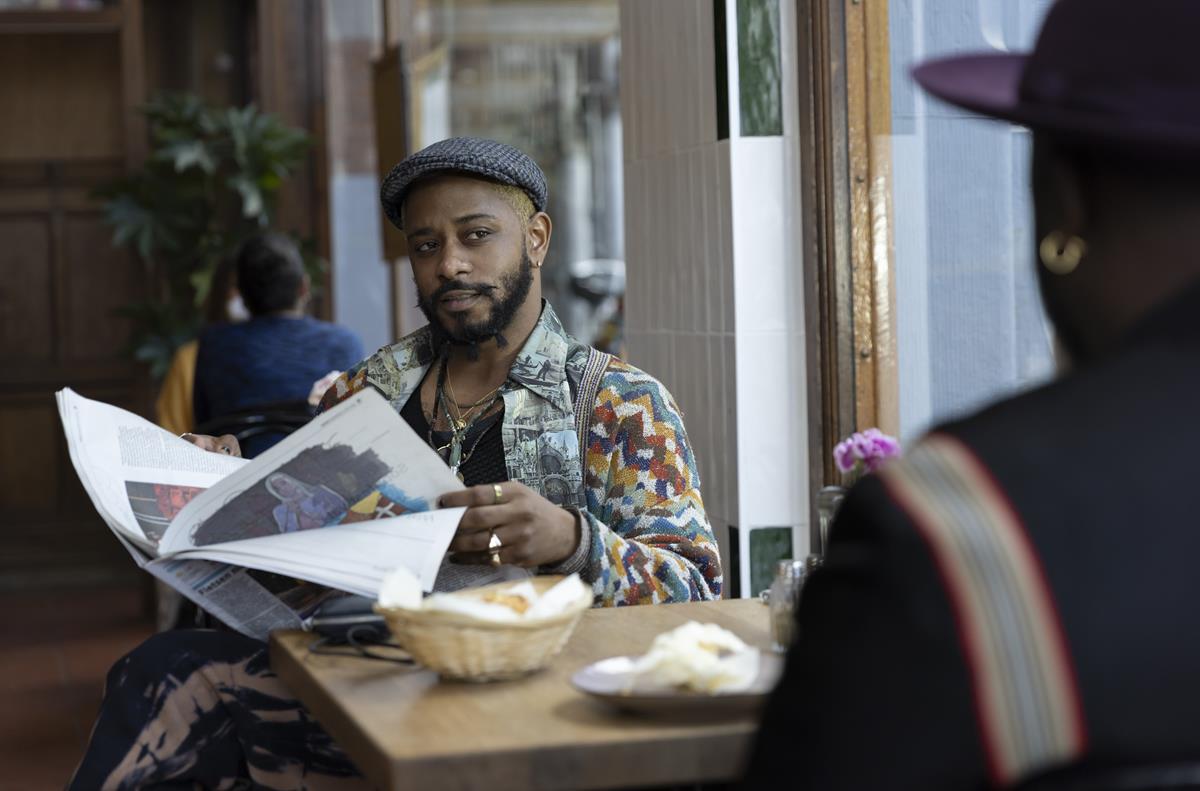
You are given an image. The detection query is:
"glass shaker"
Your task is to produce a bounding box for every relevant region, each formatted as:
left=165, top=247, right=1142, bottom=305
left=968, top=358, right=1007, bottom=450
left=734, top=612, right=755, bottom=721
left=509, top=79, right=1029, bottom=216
left=766, top=559, right=806, bottom=652
left=816, top=485, right=848, bottom=556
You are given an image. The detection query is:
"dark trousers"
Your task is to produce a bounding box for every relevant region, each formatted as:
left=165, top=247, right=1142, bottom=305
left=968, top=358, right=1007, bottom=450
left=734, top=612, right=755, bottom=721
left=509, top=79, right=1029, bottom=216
left=69, top=630, right=367, bottom=791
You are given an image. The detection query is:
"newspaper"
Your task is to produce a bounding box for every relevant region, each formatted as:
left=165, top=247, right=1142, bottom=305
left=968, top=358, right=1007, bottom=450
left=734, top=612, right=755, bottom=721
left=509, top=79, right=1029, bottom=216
left=56, top=387, right=470, bottom=640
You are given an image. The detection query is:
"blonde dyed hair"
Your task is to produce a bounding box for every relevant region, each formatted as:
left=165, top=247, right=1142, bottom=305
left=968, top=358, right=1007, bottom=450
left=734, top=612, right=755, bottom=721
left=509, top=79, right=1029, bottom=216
left=492, top=182, right=537, bottom=228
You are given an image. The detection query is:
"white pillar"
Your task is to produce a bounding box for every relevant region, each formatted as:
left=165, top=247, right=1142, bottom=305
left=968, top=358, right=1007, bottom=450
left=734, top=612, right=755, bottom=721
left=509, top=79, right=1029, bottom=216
left=620, top=0, right=807, bottom=598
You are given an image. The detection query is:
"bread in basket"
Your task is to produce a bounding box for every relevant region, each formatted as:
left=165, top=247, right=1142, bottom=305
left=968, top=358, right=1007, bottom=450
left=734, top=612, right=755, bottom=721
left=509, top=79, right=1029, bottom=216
left=374, top=574, right=592, bottom=682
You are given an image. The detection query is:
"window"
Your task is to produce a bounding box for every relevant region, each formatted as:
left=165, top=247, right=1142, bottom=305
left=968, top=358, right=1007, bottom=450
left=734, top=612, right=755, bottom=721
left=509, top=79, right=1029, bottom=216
left=889, top=0, right=1058, bottom=441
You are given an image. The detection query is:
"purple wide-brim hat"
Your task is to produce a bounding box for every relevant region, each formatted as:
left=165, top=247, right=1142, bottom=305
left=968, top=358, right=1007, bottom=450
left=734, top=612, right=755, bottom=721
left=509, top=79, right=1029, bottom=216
left=913, top=0, right=1200, bottom=152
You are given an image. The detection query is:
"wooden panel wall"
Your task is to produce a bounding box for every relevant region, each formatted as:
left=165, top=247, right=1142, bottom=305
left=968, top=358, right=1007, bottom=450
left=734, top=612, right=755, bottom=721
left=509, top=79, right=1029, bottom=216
left=0, top=36, right=123, bottom=161
left=0, top=0, right=330, bottom=590
left=254, top=0, right=332, bottom=316
left=0, top=159, right=147, bottom=589
left=0, top=216, right=54, bottom=361
left=0, top=4, right=148, bottom=590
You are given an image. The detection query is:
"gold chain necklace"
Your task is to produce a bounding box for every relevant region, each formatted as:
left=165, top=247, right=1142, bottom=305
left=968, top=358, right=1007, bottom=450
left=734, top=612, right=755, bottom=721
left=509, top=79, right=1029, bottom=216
left=444, top=373, right=502, bottom=428
left=429, top=359, right=503, bottom=479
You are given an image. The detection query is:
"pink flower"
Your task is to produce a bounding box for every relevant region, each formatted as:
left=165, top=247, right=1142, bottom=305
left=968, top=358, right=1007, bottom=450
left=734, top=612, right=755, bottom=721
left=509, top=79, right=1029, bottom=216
left=833, top=438, right=859, bottom=473
left=832, top=428, right=901, bottom=476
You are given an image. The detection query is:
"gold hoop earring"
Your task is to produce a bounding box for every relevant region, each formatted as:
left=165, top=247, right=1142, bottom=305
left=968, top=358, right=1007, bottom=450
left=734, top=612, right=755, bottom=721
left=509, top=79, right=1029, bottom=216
left=1039, top=231, right=1086, bottom=275
left=532, top=259, right=542, bottom=269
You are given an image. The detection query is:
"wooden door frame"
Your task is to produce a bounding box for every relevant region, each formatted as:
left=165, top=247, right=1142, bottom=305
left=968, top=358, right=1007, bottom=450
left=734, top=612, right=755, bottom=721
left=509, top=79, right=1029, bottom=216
left=797, top=0, right=897, bottom=539
left=845, top=0, right=898, bottom=439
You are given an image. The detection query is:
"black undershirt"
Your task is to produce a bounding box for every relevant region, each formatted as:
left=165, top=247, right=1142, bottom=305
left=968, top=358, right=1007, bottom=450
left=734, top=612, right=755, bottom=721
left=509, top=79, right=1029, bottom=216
left=399, top=389, right=509, bottom=487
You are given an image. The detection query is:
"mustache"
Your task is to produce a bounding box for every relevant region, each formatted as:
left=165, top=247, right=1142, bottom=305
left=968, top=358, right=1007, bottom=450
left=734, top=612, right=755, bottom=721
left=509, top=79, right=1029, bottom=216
left=430, top=280, right=497, bottom=302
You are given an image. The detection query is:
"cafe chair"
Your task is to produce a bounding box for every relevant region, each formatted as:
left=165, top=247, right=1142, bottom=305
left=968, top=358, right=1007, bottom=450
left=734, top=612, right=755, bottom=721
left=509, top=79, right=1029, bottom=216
left=1015, top=761, right=1200, bottom=791
left=192, top=399, right=315, bottom=448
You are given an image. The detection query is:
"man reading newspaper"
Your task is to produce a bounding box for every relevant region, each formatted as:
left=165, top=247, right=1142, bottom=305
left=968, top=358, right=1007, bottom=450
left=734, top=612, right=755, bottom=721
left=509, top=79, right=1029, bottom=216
left=71, top=138, right=722, bottom=790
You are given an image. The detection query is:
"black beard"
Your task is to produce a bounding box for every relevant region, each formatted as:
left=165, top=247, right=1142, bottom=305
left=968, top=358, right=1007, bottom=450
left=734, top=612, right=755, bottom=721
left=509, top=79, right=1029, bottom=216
left=416, top=248, right=535, bottom=359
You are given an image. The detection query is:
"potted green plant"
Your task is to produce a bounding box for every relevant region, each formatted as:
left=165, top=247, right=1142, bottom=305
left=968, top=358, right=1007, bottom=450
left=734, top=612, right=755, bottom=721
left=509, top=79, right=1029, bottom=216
left=97, top=93, right=319, bottom=378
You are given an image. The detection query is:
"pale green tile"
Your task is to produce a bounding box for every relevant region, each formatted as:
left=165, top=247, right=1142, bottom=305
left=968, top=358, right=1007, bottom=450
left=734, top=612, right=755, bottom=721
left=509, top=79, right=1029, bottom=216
left=750, top=526, right=793, bottom=597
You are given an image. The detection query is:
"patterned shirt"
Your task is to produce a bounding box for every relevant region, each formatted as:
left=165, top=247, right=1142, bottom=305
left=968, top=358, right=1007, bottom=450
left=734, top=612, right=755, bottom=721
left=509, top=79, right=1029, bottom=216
left=318, top=302, right=722, bottom=605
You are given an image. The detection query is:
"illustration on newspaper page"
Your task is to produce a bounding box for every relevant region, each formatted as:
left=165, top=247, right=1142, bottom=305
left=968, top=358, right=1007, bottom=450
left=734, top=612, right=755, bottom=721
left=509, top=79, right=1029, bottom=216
left=56, top=387, right=467, bottom=640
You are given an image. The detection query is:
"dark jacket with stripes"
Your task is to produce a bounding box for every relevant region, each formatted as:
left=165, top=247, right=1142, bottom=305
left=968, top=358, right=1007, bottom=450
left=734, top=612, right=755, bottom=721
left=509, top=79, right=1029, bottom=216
left=746, top=282, right=1200, bottom=790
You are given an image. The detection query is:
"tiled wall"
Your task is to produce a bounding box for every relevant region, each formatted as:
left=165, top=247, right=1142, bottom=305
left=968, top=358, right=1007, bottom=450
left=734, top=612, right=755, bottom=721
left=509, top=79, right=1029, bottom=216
left=620, top=0, right=737, bottom=579
left=620, top=0, right=808, bottom=597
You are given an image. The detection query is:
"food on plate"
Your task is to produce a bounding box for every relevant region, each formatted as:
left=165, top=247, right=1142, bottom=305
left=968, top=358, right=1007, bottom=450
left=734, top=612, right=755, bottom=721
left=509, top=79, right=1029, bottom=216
left=619, top=621, right=761, bottom=694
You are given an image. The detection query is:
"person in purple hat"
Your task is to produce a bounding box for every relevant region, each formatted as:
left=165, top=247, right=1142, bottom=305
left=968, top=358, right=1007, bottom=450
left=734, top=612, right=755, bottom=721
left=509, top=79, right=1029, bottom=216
left=747, top=1, right=1200, bottom=789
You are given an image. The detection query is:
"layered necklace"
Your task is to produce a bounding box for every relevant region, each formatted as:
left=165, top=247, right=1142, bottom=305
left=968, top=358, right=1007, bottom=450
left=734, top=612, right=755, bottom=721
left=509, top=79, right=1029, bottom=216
left=428, top=357, right=504, bottom=481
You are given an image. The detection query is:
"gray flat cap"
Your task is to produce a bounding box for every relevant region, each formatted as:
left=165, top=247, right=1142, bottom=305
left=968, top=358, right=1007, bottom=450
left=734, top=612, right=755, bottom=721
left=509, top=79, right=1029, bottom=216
left=379, top=137, right=548, bottom=229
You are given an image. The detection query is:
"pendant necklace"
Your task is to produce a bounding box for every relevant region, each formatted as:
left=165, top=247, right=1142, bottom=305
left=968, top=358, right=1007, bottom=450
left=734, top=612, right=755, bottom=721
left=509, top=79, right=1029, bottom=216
left=429, top=358, right=503, bottom=481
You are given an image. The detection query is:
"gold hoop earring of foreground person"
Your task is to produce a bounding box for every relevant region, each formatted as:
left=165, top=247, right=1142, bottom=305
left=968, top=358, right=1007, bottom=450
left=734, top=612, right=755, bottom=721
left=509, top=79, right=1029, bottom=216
left=1040, top=230, right=1087, bottom=275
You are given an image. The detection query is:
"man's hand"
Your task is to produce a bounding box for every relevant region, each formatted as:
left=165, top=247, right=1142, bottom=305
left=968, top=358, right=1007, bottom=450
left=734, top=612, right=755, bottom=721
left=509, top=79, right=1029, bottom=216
left=308, top=370, right=342, bottom=407
left=441, top=481, right=579, bottom=568
left=180, top=432, right=242, bottom=458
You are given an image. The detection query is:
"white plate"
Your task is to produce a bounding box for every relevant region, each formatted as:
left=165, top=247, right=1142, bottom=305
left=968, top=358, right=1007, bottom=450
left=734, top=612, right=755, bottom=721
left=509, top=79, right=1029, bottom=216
left=570, top=652, right=784, bottom=717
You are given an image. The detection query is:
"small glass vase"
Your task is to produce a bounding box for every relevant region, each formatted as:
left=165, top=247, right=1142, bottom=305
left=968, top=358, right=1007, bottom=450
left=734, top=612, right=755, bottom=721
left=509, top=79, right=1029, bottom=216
left=815, top=484, right=848, bottom=556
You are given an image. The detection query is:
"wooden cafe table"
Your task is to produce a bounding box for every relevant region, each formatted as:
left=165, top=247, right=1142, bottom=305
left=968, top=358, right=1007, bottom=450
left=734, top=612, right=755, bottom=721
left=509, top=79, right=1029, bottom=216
left=270, top=598, right=772, bottom=790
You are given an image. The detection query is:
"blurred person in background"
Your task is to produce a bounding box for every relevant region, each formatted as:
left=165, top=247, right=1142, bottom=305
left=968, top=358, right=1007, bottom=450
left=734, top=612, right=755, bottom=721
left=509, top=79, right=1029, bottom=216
left=154, top=256, right=247, bottom=436
left=192, top=232, right=364, bottom=457
left=747, top=1, right=1200, bottom=789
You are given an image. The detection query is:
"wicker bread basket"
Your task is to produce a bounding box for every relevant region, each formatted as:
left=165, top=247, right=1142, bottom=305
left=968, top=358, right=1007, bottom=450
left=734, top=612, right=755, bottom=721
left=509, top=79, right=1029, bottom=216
left=374, top=575, right=590, bottom=682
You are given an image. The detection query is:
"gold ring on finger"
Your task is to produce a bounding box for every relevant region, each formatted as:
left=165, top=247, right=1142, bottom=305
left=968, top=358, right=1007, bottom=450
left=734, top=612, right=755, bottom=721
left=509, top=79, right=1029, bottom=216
left=492, top=483, right=503, bottom=505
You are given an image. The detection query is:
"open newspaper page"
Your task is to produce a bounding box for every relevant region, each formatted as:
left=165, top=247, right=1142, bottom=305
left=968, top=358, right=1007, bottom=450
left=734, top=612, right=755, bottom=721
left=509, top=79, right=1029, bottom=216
left=57, top=388, right=469, bottom=640
left=155, top=388, right=466, bottom=593
left=145, top=559, right=311, bottom=639
left=55, top=388, right=246, bottom=556
left=56, top=389, right=317, bottom=638
left=167, top=510, right=467, bottom=596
